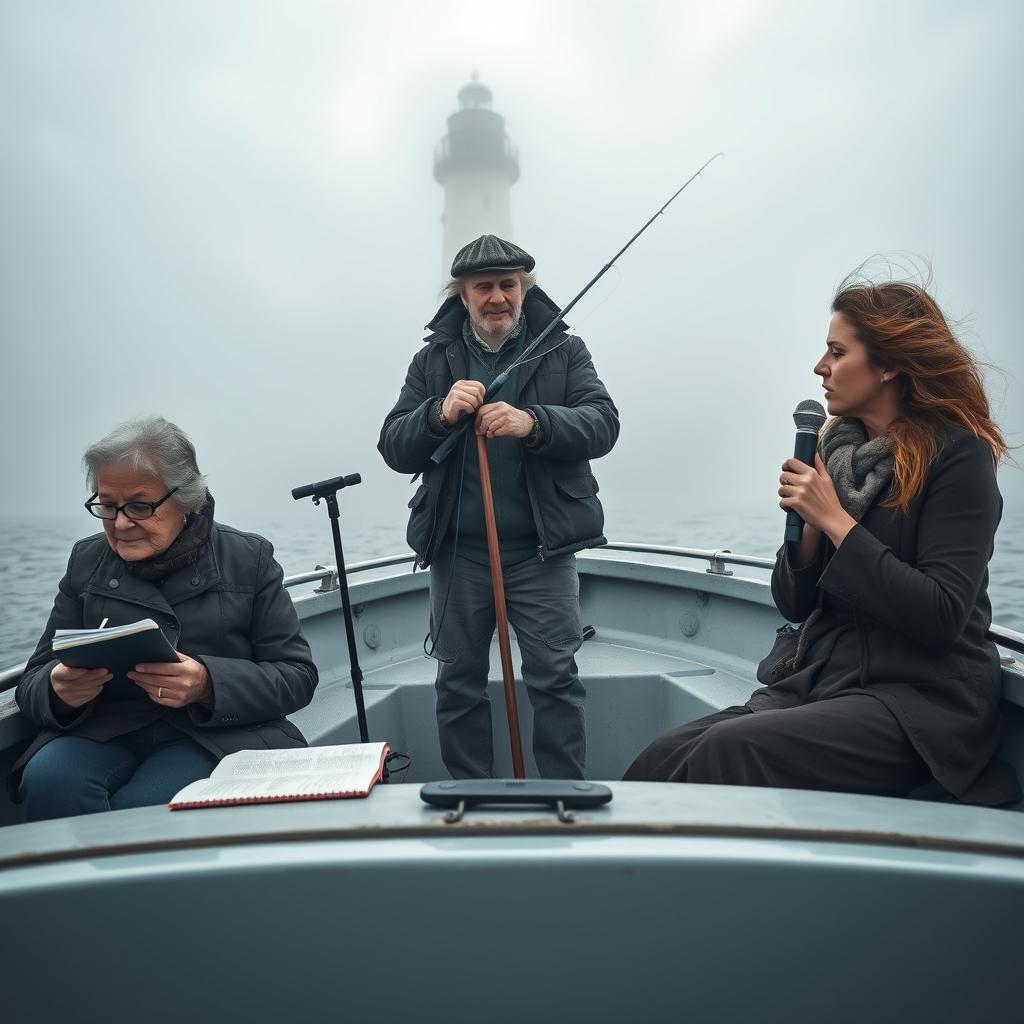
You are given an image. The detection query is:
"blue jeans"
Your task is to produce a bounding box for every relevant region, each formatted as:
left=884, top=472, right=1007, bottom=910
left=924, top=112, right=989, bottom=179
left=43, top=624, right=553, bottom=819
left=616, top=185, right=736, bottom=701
left=20, top=721, right=219, bottom=821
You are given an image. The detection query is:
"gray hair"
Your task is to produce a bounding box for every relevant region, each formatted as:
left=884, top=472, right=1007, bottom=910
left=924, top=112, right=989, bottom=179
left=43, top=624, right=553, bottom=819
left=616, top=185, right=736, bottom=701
left=442, top=269, right=537, bottom=301
left=83, top=416, right=208, bottom=515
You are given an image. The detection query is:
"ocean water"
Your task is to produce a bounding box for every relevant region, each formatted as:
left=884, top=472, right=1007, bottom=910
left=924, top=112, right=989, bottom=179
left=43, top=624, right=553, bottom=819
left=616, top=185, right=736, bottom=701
left=2, top=507, right=1021, bottom=669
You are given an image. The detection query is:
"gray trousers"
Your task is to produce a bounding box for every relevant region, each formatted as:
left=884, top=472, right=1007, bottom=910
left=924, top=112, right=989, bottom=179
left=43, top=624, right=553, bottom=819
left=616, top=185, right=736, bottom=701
left=429, top=548, right=585, bottom=779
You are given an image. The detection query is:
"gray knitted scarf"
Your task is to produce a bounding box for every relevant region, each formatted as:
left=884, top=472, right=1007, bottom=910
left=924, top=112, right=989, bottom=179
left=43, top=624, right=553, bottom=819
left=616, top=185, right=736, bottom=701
left=821, top=417, right=896, bottom=520
left=778, top=418, right=895, bottom=678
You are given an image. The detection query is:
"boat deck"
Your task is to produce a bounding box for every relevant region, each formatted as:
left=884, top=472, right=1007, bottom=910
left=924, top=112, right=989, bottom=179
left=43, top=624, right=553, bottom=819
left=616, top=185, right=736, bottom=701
left=292, top=629, right=758, bottom=782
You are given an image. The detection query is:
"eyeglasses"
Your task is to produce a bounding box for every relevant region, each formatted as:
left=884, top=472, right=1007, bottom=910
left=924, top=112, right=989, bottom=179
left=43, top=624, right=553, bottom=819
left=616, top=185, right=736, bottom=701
left=85, top=487, right=179, bottom=521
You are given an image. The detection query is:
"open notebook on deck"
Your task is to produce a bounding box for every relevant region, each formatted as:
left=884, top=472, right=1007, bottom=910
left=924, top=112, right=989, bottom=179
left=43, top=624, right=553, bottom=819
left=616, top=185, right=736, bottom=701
left=169, top=742, right=391, bottom=810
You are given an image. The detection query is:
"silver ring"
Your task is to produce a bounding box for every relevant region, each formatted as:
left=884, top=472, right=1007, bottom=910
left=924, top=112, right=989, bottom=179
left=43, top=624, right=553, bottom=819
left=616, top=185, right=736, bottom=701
left=158, top=687, right=164, bottom=699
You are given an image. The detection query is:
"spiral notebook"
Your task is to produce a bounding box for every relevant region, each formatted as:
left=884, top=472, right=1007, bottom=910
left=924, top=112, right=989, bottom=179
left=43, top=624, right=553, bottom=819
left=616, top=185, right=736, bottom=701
left=168, top=742, right=390, bottom=810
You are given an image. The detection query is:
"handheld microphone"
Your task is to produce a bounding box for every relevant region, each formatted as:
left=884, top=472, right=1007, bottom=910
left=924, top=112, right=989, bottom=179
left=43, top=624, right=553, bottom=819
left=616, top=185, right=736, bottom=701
left=291, top=473, right=362, bottom=501
left=784, top=400, right=827, bottom=544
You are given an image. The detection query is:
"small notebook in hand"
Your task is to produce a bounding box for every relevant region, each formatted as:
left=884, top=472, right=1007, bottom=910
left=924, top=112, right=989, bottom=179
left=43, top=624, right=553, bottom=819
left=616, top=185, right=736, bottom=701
left=52, top=619, right=178, bottom=701
left=168, top=742, right=391, bottom=810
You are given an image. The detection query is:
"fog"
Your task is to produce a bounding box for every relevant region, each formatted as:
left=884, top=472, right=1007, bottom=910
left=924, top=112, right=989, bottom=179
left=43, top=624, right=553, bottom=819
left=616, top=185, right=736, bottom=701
left=3, top=0, right=1021, bottom=551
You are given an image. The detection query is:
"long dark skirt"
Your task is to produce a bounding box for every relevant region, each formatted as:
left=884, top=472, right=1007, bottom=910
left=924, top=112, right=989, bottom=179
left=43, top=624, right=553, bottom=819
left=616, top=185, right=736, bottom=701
left=623, top=694, right=931, bottom=797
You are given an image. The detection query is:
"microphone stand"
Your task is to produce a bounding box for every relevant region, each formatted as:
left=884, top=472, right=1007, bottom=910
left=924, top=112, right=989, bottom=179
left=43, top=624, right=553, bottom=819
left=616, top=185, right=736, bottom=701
left=291, top=473, right=369, bottom=744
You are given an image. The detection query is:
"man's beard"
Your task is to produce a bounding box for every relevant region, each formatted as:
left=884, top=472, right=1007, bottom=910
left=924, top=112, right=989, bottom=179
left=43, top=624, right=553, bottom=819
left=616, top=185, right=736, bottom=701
left=470, top=303, right=522, bottom=347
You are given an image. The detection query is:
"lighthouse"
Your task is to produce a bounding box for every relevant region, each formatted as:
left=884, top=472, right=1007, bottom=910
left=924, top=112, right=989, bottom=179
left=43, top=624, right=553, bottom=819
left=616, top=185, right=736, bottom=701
left=434, top=74, right=520, bottom=280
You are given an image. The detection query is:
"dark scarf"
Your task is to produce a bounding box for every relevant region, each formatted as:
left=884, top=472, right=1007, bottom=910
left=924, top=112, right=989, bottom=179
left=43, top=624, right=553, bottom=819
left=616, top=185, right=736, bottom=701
left=780, top=419, right=896, bottom=676
left=123, top=492, right=214, bottom=582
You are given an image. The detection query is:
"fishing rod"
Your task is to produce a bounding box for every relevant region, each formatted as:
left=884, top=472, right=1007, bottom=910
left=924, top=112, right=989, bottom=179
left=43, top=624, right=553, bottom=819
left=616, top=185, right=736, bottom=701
left=430, top=151, right=724, bottom=465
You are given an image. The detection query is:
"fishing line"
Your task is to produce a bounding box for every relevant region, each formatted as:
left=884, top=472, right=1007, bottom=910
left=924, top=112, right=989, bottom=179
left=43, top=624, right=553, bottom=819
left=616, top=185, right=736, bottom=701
left=510, top=265, right=624, bottom=370
left=568, top=264, right=623, bottom=331
left=510, top=333, right=574, bottom=368
left=422, top=428, right=470, bottom=658
left=430, top=151, right=723, bottom=466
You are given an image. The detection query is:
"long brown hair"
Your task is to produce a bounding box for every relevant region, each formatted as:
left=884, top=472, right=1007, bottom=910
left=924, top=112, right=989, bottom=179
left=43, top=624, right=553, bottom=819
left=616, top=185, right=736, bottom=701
left=830, top=278, right=1007, bottom=511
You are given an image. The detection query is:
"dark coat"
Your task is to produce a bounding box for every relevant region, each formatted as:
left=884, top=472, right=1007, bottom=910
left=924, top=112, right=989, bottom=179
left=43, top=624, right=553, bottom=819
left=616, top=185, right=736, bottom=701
left=764, top=428, right=1018, bottom=805
left=11, top=522, right=318, bottom=794
left=377, top=287, right=620, bottom=567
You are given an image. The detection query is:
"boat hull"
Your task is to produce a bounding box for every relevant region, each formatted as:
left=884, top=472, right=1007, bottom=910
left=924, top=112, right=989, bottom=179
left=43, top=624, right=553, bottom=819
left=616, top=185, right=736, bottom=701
left=1, top=784, right=1022, bottom=1023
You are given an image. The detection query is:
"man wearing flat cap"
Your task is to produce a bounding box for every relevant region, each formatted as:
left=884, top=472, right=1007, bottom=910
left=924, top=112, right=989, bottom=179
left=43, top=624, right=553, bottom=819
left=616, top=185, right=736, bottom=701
left=378, top=235, right=620, bottom=779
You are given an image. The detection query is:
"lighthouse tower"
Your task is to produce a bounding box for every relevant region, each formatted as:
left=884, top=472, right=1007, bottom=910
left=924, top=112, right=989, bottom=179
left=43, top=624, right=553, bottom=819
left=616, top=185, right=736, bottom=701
left=434, top=74, right=520, bottom=280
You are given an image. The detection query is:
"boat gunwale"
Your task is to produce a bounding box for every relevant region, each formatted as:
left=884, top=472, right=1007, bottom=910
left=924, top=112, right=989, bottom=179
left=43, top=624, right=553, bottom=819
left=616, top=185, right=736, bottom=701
left=2, top=543, right=1022, bottom=693
left=4, top=813, right=1024, bottom=872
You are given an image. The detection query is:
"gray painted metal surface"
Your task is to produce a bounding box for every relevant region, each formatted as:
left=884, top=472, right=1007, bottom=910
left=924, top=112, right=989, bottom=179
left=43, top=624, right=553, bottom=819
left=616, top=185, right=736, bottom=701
left=1, top=786, right=1022, bottom=1023
left=1, top=546, right=1022, bottom=1021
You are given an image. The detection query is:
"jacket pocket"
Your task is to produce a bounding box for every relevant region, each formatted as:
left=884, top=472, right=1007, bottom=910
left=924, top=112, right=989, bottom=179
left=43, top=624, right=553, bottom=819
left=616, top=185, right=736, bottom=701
left=406, top=482, right=436, bottom=562
left=408, top=483, right=429, bottom=510
left=542, top=474, right=603, bottom=553
left=757, top=623, right=800, bottom=685
left=554, top=475, right=600, bottom=499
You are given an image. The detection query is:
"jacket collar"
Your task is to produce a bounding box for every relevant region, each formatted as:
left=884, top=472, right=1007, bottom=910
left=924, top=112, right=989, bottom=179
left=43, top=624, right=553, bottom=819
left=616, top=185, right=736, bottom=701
left=426, top=287, right=571, bottom=400
left=82, top=526, right=221, bottom=618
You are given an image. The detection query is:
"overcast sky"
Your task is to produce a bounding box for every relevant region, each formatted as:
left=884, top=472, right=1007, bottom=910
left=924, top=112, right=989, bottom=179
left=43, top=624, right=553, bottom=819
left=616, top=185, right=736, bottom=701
left=2, top=0, right=1021, bottom=550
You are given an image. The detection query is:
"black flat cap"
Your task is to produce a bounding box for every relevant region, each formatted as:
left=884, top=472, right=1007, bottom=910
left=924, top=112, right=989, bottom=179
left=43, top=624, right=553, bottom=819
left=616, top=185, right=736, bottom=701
left=451, top=234, right=535, bottom=277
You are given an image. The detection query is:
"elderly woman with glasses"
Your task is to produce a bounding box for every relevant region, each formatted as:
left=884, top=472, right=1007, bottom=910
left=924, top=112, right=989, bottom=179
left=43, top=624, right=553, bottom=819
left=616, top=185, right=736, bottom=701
left=12, top=417, right=319, bottom=821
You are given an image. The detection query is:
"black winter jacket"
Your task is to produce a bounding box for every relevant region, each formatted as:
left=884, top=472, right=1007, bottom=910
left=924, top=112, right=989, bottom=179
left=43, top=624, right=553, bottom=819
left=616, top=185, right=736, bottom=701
left=11, top=523, right=318, bottom=794
left=377, top=287, right=620, bottom=567
left=767, top=428, right=1018, bottom=805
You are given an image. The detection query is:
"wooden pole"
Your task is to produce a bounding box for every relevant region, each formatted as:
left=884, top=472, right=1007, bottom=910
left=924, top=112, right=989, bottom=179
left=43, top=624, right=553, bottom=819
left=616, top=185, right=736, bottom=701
left=475, top=431, right=526, bottom=779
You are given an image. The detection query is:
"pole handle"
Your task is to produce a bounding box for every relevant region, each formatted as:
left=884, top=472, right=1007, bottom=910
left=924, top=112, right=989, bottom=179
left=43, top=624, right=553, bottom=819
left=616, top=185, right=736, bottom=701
left=476, top=432, right=526, bottom=779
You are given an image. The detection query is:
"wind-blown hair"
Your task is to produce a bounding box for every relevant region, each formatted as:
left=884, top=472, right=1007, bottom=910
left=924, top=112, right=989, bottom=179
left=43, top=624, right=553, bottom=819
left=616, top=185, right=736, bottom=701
left=83, top=416, right=208, bottom=515
left=830, top=273, right=1007, bottom=511
left=442, top=270, right=537, bottom=301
